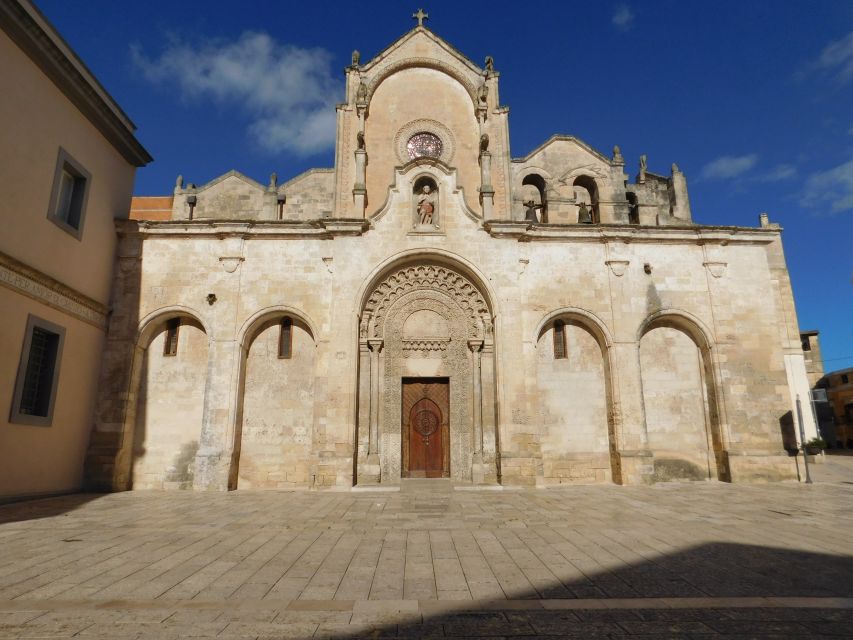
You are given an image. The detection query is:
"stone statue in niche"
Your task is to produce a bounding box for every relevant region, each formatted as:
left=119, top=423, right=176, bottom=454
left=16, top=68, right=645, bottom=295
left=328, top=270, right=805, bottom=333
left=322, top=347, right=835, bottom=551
left=416, top=184, right=437, bottom=227
left=356, top=80, right=367, bottom=103
left=478, top=81, right=488, bottom=105
left=484, top=56, right=494, bottom=74
left=356, top=131, right=365, bottom=150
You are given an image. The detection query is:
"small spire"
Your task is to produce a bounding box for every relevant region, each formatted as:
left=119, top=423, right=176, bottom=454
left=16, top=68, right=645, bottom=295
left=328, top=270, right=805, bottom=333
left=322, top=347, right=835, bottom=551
left=412, top=8, right=429, bottom=27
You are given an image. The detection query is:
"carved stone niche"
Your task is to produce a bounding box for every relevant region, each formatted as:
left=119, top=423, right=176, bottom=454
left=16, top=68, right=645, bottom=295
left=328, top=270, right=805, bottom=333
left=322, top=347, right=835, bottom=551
left=402, top=309, right=451, bottom=358
left=412, top=175, right=440, bottom=231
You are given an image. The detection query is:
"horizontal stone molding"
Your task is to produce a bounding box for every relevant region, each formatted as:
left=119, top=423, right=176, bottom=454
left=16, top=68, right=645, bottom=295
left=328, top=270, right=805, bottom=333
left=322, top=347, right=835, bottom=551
left=0, top=251, right=108, bottom=329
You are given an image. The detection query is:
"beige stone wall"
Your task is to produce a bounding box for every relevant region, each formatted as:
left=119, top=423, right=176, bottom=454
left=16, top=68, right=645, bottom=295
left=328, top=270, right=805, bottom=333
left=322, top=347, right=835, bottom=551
left=640, top=326, right=713, bottom=481
left=365, top=67, right=480, bottom=216
left=131, top=321, right=207, bottom=489
left=536, top=323, right=611, bottom=484
left=238, top=321, right=315, bottom=488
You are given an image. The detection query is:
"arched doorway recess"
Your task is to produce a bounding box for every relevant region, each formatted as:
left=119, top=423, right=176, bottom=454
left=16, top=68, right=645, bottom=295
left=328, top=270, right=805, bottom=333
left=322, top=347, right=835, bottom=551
left=355, top=258, right=497, bottom=484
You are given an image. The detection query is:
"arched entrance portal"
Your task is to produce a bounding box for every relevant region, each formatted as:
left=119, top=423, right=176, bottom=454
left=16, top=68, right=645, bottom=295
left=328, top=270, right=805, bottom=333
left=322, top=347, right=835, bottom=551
left=356, top=259, right=497, bottom=485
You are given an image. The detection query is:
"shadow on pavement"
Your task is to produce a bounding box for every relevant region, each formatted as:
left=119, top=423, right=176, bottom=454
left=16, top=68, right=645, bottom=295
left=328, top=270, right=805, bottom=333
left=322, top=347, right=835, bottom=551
left=0, top=492, right=105, bottom=525
left=325, top=542, right=853, bottom=638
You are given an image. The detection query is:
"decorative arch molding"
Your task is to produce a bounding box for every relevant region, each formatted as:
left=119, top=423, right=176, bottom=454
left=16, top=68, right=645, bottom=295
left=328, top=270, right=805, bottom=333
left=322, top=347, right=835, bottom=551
left=354, top=249, right=500, bottom=321
left=365, top=58, right=479, bottom=109
left=534, top=307, right=614, bottom=349
left=361, top=263, right=492, bottom=341
left=557, top=165, right=610, bottom=185
left=236, top=305, right=320, bottom=351
left=394, top=119, right=456, bottom=165
left=136, top=305, right=210, bottom=347
left=515, top=165, right=554, bottom=185
left=637, top=308, right=715, bottom=350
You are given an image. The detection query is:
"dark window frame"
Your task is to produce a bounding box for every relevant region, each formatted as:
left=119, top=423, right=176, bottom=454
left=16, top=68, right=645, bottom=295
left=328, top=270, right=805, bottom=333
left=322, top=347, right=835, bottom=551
left=278, top=317, right=293, bottom=359
left=9, top=315, right=66, bottom=427
left=46, top=147, right=91, bottom=240
left=163, top=318, right=180, bottom=356
left=553, top=319, right=567, bottom=360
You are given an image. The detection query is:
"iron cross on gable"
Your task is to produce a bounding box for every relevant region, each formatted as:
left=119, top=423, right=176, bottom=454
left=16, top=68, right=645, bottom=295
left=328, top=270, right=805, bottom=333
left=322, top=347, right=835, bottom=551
left=412, top=8, right=429, bottom=27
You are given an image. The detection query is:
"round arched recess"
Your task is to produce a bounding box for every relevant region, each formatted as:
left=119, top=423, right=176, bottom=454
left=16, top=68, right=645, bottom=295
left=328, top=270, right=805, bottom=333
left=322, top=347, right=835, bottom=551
left=638, top=311, right=728, bottom=482
left=534, top=309, right=619, bottom=485
left=129, top=308, right=210, bottom=490
left=365, top=60, right=479, bottom=108
left=354, top=252, right=499, bottom=486
left=229, top=306, right=318, bottom=490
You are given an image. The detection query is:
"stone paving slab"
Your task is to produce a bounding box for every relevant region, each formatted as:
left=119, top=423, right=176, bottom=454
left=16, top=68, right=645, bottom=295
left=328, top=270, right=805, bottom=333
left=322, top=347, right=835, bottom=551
left=0, top=478, right=852, bottom=637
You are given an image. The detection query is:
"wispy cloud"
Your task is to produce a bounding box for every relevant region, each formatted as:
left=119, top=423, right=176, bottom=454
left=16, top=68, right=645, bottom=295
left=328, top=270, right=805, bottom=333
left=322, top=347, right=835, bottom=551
left=132, top=32, right=340, bottom=156
left=754, top=163, right=797, bottom=183
left=612, top=4, right=634, bottom=32
left=803, top=159, right=853, bottom=214
left=814, top=31, right=853, bottom=84
left=700, top=154, right=759, bottom=180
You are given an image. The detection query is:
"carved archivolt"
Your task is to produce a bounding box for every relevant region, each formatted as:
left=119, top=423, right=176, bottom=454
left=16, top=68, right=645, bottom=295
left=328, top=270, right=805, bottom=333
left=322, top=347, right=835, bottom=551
left=361, top=264, right=491, bottom=340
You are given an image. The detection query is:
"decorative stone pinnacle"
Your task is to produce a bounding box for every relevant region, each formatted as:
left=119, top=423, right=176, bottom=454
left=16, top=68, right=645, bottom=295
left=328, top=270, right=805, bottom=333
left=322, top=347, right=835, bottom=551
left=412, top=8, right=429, bottom=27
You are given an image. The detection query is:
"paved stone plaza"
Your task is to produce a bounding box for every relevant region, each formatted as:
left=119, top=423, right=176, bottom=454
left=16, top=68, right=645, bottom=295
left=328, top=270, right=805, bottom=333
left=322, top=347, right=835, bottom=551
left=1, top=458, right=852, bottom=638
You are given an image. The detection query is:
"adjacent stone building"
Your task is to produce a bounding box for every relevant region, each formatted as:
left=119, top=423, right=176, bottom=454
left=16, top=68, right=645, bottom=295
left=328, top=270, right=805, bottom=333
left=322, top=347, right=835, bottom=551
left=0, top=0, right=150, bottom=500
left=85, top=19, right=816, bottom=492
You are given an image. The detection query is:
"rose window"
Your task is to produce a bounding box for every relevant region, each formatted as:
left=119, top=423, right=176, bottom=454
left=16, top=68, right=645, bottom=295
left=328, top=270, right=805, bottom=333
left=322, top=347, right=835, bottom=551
left=407, top=132, right=443, bottom=160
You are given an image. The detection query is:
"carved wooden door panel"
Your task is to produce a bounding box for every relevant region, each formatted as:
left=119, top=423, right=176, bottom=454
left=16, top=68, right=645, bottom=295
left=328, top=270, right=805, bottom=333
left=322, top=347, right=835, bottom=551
left=402, top=379, right=449, bottom=478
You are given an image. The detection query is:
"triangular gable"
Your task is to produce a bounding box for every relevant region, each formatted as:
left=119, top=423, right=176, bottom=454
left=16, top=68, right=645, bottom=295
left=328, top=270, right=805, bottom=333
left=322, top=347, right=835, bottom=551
left=360, top=26, right=484, bottom=76
left=512, top=135, right=612, bottom=166
left=197, top=169, right=265, bottom=192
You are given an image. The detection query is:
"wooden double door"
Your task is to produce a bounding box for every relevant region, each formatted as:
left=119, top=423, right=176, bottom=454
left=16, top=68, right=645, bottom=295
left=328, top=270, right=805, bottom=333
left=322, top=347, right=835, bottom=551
left=402, top=378, right=450, bottom=478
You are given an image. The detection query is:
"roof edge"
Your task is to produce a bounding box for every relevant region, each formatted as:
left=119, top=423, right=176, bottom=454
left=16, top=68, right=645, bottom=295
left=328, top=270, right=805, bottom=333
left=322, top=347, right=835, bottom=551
left=0, top=0, right=152, bottom=166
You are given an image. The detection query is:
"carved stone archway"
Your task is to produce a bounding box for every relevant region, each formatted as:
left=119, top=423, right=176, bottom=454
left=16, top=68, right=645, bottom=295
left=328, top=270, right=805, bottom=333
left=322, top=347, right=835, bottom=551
left=356, top=261, right=497, bottom=484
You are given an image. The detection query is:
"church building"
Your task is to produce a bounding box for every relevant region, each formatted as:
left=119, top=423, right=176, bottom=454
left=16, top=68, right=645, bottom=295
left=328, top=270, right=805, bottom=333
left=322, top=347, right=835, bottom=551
left=84, top=15, right=816, bottom=491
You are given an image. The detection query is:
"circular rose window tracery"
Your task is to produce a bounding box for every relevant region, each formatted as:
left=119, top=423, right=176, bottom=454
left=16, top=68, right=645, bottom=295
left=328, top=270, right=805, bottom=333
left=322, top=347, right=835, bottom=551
left=407, top=132, right=443, bottom=160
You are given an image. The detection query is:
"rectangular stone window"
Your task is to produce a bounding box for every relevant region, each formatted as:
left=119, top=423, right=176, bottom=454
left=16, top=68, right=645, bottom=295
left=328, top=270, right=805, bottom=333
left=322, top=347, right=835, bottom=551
left=278, top=317, right=292, bottom=359
left=163, top=318, right=180, bottom=356
left=46, top=147, right=91, bottom=239
left=10, top=315, right=65, bottom=426
left=553, top=320, right=567, bottom=360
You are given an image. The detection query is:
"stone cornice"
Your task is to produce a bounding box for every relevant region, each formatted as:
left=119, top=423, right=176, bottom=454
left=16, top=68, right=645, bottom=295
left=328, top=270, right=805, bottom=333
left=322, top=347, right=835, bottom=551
left=483, top=221, right=779, bottom=245
left=0, top=0, right=152, bottom=167
left=119, top=218, right=370, bottom=239
left=0, top=250, right=108, bottom=329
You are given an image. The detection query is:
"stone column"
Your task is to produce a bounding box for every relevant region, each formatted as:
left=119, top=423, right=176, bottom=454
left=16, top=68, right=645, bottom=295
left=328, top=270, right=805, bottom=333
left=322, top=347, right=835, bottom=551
left=468, top=339, right=485, bottom=483
left=353, top=149, right=367, bottom=217
left=367, top=338, right=383, bottom=458
left=480, top=340, right=498, bottom=482
left=479, top=151, right=495, bottom=219
left=193, top=337, right=241, bottom=491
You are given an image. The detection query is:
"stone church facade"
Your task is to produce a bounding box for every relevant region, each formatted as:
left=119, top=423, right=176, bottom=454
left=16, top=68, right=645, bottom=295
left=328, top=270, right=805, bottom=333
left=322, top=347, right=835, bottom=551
left=84, top=22, right=815, bottom=492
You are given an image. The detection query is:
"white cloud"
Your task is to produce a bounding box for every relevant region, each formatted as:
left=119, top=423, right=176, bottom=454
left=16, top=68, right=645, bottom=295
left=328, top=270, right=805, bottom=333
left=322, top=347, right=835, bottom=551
left=803, top=159, right=853, bottom=214
left=755, top=163, right=797, bottom=182
left=700, top=154, right=759, bottom=180
left=612, top=4, right=634, bottom=32
left=132, top=32, right=340, bottom=156
left=815, top=31, right=853, bottom=83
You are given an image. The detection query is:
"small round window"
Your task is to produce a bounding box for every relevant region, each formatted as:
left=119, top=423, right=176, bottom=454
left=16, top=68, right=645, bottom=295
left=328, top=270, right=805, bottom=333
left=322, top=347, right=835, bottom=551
left=407, top=132, right=443, bottom=160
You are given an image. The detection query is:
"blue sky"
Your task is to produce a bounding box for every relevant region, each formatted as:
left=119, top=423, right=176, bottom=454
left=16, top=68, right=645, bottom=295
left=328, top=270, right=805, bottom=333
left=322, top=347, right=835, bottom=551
left=39, top=0, right=853, bottom=368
